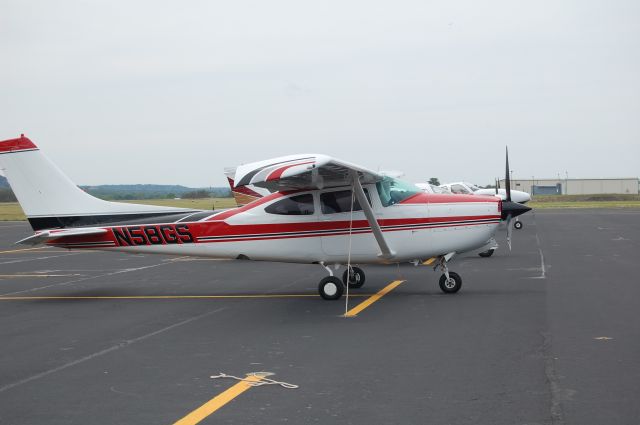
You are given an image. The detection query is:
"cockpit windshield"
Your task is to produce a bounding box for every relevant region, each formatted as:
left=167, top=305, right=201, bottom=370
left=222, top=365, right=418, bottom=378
left=376, top=177, right=422, bottom=206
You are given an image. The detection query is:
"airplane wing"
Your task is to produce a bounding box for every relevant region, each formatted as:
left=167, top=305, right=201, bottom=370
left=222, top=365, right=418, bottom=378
left=16, top=228, right=108, bottom=246
left=234, top=154, right=384, bottom=191
left=235, top=154, right=395, bottom=259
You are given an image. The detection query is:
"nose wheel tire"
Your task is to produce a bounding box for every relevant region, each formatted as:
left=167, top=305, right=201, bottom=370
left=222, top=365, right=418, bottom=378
left=514, top=221, right=523, bottom=230
left=439, top=272, right=462, bottom=294
left=342, top=266, right=365, bottom=288
left=319, top=276, right=345, bottom=300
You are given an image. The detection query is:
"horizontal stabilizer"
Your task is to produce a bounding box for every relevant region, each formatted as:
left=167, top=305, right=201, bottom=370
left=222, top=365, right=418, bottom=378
left=16, top=228, right=108, bottom=246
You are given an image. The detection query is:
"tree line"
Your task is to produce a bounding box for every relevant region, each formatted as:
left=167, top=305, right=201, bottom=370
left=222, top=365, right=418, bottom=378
left=0, top=183, right=231, bottom=203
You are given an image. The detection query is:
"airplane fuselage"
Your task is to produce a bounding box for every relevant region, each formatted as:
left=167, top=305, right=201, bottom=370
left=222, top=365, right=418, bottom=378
left=50, top=188, right=502, bottom=264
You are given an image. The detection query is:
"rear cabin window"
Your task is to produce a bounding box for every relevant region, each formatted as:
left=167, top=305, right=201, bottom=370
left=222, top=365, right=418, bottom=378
left=265, top=194, right=314, bottom=215
left=320, top=190, right=371, bottom=214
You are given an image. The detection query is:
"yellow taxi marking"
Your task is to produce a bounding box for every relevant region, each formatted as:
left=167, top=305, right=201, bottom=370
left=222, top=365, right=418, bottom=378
left=0, top=248, right=72, bottom=254
left=173, top=373, right=267, bottom=425
left=0, top=274, right=79, bottom=278
left=0, top=247, right=46, bottom=254
left=344, top=280, right=405, bottom=317
left=0, top=294, right=372, bottom=301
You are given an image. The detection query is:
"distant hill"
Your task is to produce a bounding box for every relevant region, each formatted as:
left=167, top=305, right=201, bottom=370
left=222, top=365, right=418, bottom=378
left=80, top=184, right=231, bottom=200
left=0, top=175, right=231, bottom=202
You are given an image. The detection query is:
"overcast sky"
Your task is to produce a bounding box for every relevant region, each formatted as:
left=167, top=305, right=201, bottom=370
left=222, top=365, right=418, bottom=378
left=1, top=0, right=638, bottom=187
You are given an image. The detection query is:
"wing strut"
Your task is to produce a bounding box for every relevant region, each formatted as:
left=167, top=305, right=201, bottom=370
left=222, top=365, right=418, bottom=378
left=350, top=171, right=395, bottom=260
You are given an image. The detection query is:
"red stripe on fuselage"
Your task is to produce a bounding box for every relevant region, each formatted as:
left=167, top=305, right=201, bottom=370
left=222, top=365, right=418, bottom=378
left=208, top=192, right=284, bottom=221
left=44, top=214, right=501, bottom=248
left=401, top=192, right=499, bottom=204
left=195, top=215, right=501, bottom=238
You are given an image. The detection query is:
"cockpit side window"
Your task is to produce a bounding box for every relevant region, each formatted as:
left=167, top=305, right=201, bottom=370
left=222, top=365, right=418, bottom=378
left=265, top=194, right=314, bottom=215
left=376, top=177, right=422, bottom=206
left=320, top=189, right=371, bottom=214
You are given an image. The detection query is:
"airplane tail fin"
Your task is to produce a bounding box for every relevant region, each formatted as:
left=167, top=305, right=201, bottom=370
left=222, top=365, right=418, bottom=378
left=0, top=135, right=197, bottom=231
left=224, top=167, right=269, bottom=207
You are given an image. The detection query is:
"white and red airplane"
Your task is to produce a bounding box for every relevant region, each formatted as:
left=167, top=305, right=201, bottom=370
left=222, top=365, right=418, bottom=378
left=0, top=135, right=530, bottom=300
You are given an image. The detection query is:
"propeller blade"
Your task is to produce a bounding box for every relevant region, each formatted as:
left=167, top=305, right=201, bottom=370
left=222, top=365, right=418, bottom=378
left=505, top=146, right=512, bottom=202
left=506, top=214, right=513, bottom=251
left=495, top=178, right=499, bottom=195
left=501, top=201, right=531, bottom=252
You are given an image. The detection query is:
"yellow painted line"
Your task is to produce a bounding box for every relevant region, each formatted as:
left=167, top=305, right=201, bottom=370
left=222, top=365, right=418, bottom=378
left=0, top=247, right=46, bottom=254
left=344, top=280, right=405, bottom=317
left=0, top=274, right=79, bottom=278
left=0, top=294, right=372, bottom=301
left=173, top=373, right=267, bottom=425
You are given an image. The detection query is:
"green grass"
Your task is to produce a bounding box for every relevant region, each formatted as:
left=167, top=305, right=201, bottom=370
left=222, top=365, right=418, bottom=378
left=528, top=194, right=640, bottom=209
left=0, top=198, right=238, bottom=221
left=0, top=203, right=26, bottom=221
left=529, top=201, right=640, bottom=209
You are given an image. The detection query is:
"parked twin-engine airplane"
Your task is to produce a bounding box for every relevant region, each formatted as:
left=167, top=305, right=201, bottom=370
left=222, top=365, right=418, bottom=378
left=0, top=135, right=530, bottom=300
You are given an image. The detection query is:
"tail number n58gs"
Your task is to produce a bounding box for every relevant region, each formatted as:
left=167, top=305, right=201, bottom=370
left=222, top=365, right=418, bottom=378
left=112, top=224, right=194, bottom=246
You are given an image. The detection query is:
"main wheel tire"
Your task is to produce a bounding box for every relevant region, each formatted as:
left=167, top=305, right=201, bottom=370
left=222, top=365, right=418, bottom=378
left=478, top=249, right=495, bottom=258
left=514, top=221, right=523, bottom=230
left=439, top=271, right=462, bottom=294
left=318, top=276, right=345, bottom=300
left=342, top=266, right=365, bottom=288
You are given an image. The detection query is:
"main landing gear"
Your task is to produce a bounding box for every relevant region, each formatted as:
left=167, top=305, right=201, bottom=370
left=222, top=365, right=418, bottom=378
left=318, top=276, right=344, bottom=300
left=514, top=219, right=523, bottom=230
left=318, top=263, right=366, bottom=300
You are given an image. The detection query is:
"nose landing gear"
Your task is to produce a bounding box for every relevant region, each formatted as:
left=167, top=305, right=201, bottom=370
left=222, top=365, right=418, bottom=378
left=439, top=271, right=462, bottom=293
left=433, top=253, right=462, bottom=294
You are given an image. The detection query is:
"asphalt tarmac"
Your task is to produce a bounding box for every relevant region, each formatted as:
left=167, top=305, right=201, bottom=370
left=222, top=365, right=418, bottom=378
left=0, top=209, right=638, bottom=425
